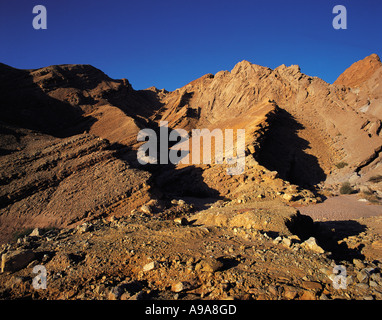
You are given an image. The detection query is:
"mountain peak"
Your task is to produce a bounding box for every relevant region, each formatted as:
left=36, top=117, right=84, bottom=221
left=236, top=60, right=253, bottom=67
left=369, top=53, right=381, bottom=62
left=231, top=60, right=253, bottom=73
left=334, top=53, right=382, bottom=87
left=275, top=64, right=301, bottom=75
left=231, top=60, right=272, bottom=77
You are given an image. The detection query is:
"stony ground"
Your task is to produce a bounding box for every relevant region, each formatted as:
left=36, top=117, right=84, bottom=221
left=299, top=194, right=382, bottom=221
left=1, top=198, right=381, bottom=300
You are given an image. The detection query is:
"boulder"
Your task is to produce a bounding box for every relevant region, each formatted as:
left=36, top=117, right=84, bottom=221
left=171, top=281, right=191, bottom=293
left=301, top=237, right=325, bottom=254
left=140, top=205, right=151, bottom=214
left=200, top=257, right=224, bottom=273
left=192, top=201, right=315, bottom=238
left=1, top=250, right=35, bottom=273
left=174, top=217, right=188, bottom=226
left=142, top=261, right=158, bottom=272
left=29, top=228, right=41, bottom=237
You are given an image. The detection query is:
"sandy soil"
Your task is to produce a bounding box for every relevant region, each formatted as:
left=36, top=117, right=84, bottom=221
left=299, top=195, right=382, bottom=221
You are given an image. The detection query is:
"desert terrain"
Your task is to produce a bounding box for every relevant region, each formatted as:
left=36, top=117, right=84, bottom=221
left=1, top=54, right=382, bottom=300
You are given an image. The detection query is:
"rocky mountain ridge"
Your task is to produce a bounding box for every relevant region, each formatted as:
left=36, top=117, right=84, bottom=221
left=1, top=55, right=382, bottom=300
left=1, top=54, right=382, bottom=242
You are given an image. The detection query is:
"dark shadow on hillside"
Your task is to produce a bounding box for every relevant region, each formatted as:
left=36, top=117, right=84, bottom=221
left=0, top=63, right=223, bottom=206
left=0, top=63, right=164, bottom=138
left=255, top=108, right=326, bottom=189
left=315, top=220, right=367, bottom=262
left=124, top=123, right=222, bottom=200
left=0, top=64, right=97, bottom=137
left=155, top=165, right=221, bottom=198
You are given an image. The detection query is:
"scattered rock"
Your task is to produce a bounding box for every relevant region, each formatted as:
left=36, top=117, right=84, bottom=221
left=301, top=281, right=323, bottom=292
left=300, top=290, right=316, bottom=300
left=174, top=217, right=188, bottom=226
left=283, top=285, right=299, bottom=299
left=178, top=199, right=186, bottom=206
left=108, top=284, right=126, bottom=300
left=77, top=223, right=91, bottom=234
left=200, top=257, right=224, bottom=273
left=30, top=228, right=41, bottom=237
left=319, top=267, right=333, bottom=278
left=1, top=249, right=35, bottom=273
left=46, top=252, right=73, bottom=270
left=171, top=281, right=191, bottom=293
left=370, top=280, right=379, bottom=287
left=128, top=290, right=146, bottom=300
left=5, top=275, right=24, bottom=289
left=119, top=292, right=131, bottom=300
left=371, top=273, right=382, bottom=284
left=356, top=283, right=369, bottom=290
left=301, top=237, right=325, bottom=254
left=193, top=202, right=306, bottom=237
left=282, top=194, right=294, bottom=202
left=267, top=285, right=279, bottom=296
left=357, top=270, right=369, bottom=283
left=273, top=236, right=282, bottom=244
left=319, top=293, right=330, bottom=300
left=282, top=237, right=292, bottom=248
left=353, top=259, right=366, bottom=270
left=140, top=205, right=151, bottom=214
left=186, top=257, right=195, bottom=266
left=143, top=261, right=158, bottom=272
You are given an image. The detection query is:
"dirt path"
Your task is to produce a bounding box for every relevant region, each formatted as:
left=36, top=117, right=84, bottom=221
left=299, top=195, right=382, bottom=221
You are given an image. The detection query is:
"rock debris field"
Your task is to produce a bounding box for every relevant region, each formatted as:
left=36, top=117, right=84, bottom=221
left=1, top=199, right=382, bottom=300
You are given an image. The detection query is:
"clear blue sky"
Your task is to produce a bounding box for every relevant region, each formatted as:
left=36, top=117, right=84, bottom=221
left=1, top=0, right=381, bottom=91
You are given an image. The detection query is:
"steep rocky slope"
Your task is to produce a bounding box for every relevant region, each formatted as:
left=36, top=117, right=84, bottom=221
left=0, top=124, right=152, bottom=244
left=334, top=54, right=382, bottom=89
left=0, top=63, right=162, bottom=147
left=333, top=54, right=382, bottom=183
left=153, top=56, right=382, bottom=189
left=1, top=55, right=382, bottom=272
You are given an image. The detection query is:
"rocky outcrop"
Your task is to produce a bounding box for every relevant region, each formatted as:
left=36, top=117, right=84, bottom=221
left=334, top=54, right=382, bottom=88
left=150, top=56, right=382, bottom=188
left=192, top=200, right=315, bottom=238
left=0, top=124, right=152, bottom=243
left=1, top=54, right=382, bottom=242
left=0, top=63, right=161, bottom=146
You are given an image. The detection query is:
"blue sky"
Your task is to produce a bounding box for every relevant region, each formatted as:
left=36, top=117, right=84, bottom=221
left=1, top=0, right=381, bottom=91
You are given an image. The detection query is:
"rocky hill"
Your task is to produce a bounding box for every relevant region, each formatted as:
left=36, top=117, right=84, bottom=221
left=1, top=55, right=382, bottom=300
